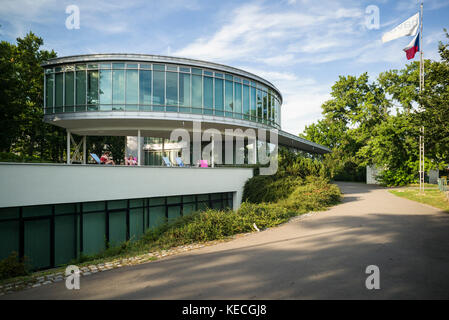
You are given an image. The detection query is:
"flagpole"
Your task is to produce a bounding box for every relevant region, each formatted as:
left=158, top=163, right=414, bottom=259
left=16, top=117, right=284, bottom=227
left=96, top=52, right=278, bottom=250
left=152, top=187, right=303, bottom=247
left=419, top=2, right=425, bottom=193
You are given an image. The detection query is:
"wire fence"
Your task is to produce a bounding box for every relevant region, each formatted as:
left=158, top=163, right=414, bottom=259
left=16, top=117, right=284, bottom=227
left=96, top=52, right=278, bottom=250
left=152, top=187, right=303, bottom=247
left=438, top=177, right=449, bottom=201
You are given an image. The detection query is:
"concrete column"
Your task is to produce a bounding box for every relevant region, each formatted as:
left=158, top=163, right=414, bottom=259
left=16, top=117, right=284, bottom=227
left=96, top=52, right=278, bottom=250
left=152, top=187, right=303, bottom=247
left=67, top=130, right=71, bottom=164
left=83, top=136, right=87, bottom=164
left=137, top=130, right=141, bottom=166
left=211, top=135, right=215, bottom=168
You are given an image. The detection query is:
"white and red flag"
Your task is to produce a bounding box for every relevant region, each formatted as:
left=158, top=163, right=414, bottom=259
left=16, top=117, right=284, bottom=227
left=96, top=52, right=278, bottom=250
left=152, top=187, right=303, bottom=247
left=403, top=33, right=420, bottom=60
left=381, top=13, right=419, bottom=43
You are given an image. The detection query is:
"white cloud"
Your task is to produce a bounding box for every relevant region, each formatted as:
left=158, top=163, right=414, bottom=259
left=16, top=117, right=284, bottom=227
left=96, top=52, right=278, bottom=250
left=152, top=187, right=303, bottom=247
left=174, top=2, right=365, bottom=65
left=239, top=66, right=330, bottom=134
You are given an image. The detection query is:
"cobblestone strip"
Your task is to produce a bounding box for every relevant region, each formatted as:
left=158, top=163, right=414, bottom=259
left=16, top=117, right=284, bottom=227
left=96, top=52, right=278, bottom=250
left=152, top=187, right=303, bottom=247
left=0, top=237, right=247, bottom=296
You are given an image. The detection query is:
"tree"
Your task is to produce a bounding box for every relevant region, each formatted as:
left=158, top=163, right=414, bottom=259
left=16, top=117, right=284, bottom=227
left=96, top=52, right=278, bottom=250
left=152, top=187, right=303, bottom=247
left=302, top=73, right=389, bottom=181
left=302, top=31, right=449, bottom=185
left=0, top=31, right=66, bottom=161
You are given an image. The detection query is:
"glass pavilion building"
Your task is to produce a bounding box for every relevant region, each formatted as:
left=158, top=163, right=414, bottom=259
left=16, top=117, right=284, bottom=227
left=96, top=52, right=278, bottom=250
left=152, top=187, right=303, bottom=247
left=0, top=54, right=330, bottom=270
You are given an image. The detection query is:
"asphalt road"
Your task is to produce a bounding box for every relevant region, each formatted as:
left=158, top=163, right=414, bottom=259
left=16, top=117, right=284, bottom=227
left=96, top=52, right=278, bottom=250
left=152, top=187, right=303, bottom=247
left=4, top=182, right=449, bottom=299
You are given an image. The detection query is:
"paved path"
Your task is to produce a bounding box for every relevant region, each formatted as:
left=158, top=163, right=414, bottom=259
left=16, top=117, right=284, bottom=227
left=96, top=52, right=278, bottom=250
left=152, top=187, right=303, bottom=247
left=4, top=182, right=449, bottom=299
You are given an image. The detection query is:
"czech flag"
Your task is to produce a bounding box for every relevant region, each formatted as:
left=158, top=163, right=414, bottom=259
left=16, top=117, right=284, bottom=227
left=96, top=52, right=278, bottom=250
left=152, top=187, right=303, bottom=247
left=403, top=33, right=420, bottom=60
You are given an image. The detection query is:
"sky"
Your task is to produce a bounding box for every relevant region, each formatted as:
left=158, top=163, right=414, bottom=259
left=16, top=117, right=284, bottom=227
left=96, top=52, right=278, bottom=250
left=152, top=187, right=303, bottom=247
left=0, top=0, right=448, bottom=135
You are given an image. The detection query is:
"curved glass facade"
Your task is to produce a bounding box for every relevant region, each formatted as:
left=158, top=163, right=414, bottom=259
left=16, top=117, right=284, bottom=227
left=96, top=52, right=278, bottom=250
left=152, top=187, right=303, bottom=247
left=44, top=61, right=282, bottom=128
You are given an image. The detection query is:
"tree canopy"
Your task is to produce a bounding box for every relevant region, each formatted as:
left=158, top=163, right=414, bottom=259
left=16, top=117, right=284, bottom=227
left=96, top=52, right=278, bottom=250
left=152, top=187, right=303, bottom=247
left=303, top=30, right=449, bottom=186
left=0, top=31, right=125, bottom=163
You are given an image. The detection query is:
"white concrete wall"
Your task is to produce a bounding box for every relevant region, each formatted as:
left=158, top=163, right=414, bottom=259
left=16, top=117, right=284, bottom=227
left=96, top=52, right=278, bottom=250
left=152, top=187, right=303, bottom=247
left=0, top=163, right=253, bottom=209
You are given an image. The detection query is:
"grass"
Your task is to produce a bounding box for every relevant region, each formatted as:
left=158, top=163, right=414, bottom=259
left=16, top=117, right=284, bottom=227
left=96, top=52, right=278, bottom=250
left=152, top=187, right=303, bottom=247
left=389, top=187, right=449, bottom=213
left=0, top=176, right=341, bottom=285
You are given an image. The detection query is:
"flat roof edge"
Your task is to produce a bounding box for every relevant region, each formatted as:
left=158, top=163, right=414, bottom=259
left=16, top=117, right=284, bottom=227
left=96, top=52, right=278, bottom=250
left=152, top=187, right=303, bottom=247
left=41, top=53, right=283, bottom=102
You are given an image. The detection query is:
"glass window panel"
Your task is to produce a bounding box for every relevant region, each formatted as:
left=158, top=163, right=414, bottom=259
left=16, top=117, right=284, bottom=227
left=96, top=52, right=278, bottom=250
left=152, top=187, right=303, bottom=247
left=263, top=90, right=268, bottom=122
left=166, top=72, right=178, bottom=108
left=179, top=73, right=190, bottom=108
left=83, top=201, right=105, bottom=212
left=153, top=64, right=165, bottom=71
left=153, top=71, right=165, bottom=107
left=214, top=78, right=224, bottom=112
left=256, top=89, right=263, bottom=123
left=180, top=67, right=190, bottom=73
left=130, top=199, right=144, bottom=208
left=192, top=75, right=202, bottom=109
left=23, top=205, right=52, bottom=218
left=168, top=206, right=181, bottom=221
left=204, top=71, right=213, bottom=76
left=126, top=63, right=138, bottom=68
left=234, top=77, right=241, bottom=83
left=65, top=72, right=75, bottom=111
left=76, top=71, right=86, bottom=108
left=192, top=68, right=202, bottom=75
left=250, top=86, right=256, bottom=119
left=197, top=194, right=209, bottom=201
left=55, top=203, right=76, bottom=215
left=183, top=195, right=195, bottom=203
left=149, top=197, right=165, bottom=206
left=167, top=196, right=181, bottom=205
left=234, top=82, right=242, bottom=115
left=267, top=92, right=272, bottom=123
left=243, top=84, right=250, bottom=117
left=211, top=193, right=222, bottom=200
left=126, top=69, right=138, bottom=107
left=55, top=215, right=76, bottom=265
left=149, top=206, right=166, bottom=229
left=83, top=212, right=106, bottom=255
left=112, top=63, right=125, bottom=68
left=45, top=74, right=54, bottom=112
left=129, top=208, right=144, bottom=241
left=204, top=76, right=213, bottom=112
left=100, top=63, right=111, bottom=69
left=225, top=80, right=233, bottom=112
left=140, top=64, right=151, bottom=69
left=139, top=70, right=151, bottom=106
left=0, top=207, right=19, bottom=220
left=215, top=73, right=223, bottom=78
left=55, top=73, right=63, bottom=112
left=167, top=65, right=177, bottom=71
left=87, top=64, right=98, bottom=69
left=25, top=219, right=51, bottom=269
left=109, top=211, right=127, bottom=246
left=212, top=200, right=222, bottom=210
left=225, top=74, right=233, bottom=81
left=197, top=201, right=209, bottom=211
left=99, top=70, right=112, bottom=107
left=243, top=79, right=250, bottom=85
left=76, top=65, right=86, bottom=70
left=108, top=200, right=127, bottom=210
left=87, top=70, right=99, bottom=107
left=0, top=221, right=19, bottom=261
left=112, top=69, right=125, bottom=107
left=183, top=203, right=196, bottom=216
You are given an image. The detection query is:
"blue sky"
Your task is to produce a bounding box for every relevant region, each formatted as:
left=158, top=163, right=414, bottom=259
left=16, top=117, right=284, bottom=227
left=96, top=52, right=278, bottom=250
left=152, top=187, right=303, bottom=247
left=1, top=0, right=448, bottom=135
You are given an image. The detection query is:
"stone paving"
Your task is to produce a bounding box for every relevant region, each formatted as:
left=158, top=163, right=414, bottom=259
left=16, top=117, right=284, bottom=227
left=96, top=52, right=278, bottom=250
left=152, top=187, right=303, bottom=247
left=0, top=241, right=232, bottom=296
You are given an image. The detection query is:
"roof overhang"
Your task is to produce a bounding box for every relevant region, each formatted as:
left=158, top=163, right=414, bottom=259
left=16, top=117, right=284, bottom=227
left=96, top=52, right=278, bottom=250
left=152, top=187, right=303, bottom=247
left=44, top=112, right=330, bottom=154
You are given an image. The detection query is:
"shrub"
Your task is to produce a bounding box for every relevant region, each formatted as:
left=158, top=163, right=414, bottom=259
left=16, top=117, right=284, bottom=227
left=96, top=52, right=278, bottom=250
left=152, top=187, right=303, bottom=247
left=242, top=174, right=303, bottom=204
left=0, top=252, right=29, bottom=280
